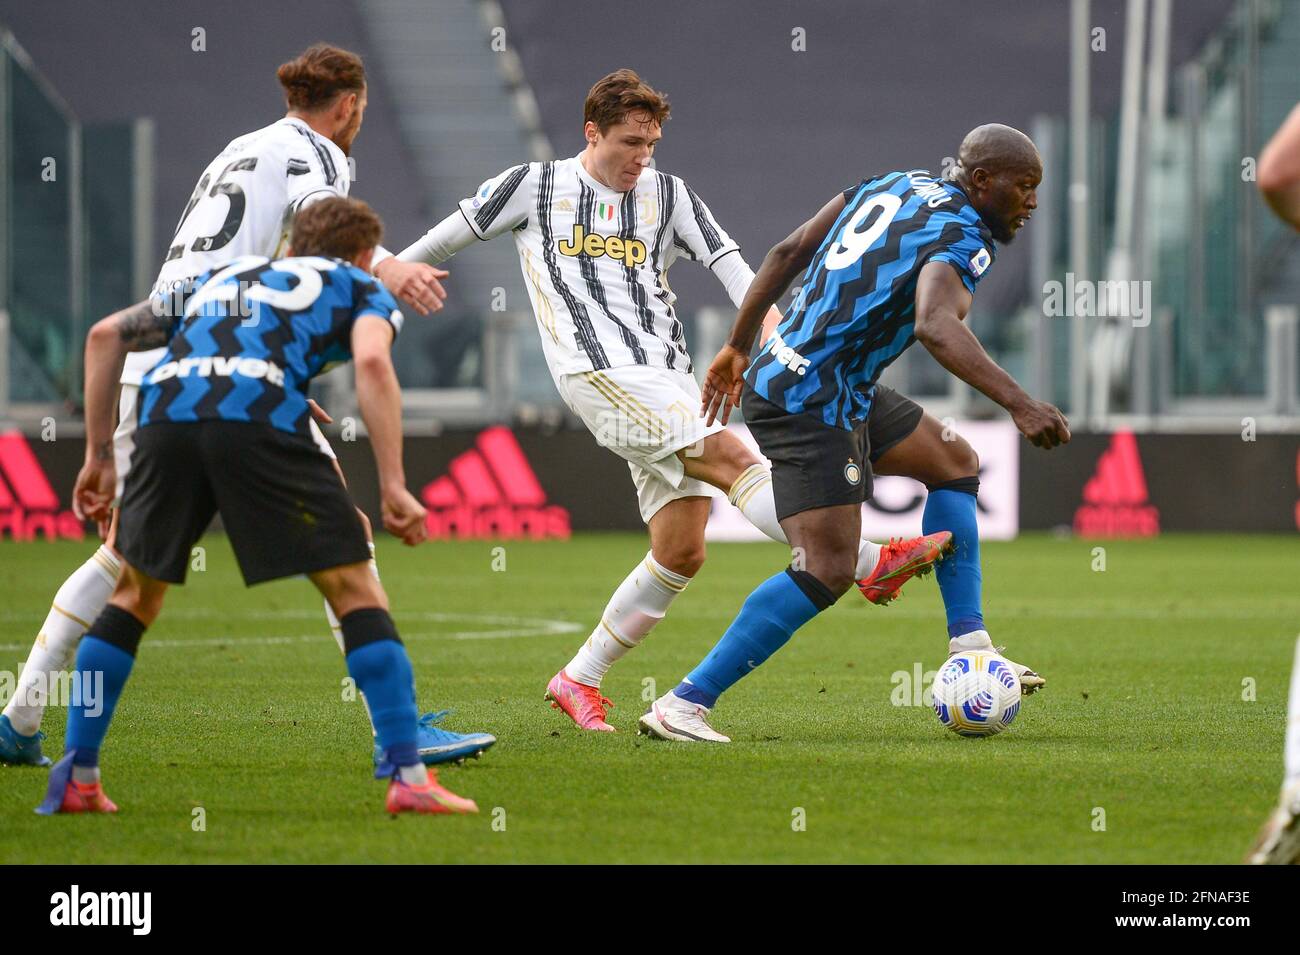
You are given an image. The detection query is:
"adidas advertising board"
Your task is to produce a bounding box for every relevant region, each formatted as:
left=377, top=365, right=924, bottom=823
left=704, top=421, right=1021, bottom=542
left=8, top=426, right=1299, bottom=539
left=1020, top=432, right=1300, bottom=535
left=0, top=432, right=86, bottom=541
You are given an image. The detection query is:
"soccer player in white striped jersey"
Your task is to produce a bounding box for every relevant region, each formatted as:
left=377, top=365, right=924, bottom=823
left=396, top=69, right=950, bottom=732
left=0, top=43, right=495, bottom=768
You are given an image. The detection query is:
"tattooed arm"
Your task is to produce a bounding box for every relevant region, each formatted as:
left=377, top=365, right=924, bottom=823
left=74, top=300, right=174, bottom=522
left=84, top=300, right=171, bottom=457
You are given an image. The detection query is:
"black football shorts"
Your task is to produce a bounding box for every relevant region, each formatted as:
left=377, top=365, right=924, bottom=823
left=741, top=383, right=924, bottom=522
left=116, top=420, right=370, bottom=585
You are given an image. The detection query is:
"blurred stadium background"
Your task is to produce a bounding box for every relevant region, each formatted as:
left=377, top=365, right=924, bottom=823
left=0, top=0, right=1296, bottom=539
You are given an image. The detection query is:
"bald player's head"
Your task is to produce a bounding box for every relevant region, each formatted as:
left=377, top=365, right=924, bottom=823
left=948, top=124, right=1042, bottom=243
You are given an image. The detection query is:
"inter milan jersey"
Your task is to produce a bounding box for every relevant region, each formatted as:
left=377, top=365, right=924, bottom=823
left=137, top=255, right=402, bottom=437
left=747, top=170, right=996, bottom=430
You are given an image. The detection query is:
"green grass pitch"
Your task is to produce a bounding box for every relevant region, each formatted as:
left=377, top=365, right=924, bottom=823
left=0, top=533, right=1296, bottom=863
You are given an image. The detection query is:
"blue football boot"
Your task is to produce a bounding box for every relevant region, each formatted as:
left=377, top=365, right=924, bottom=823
left=0, top=714, right=53, bottom=767
left=372, top=710, right=496, bottom=767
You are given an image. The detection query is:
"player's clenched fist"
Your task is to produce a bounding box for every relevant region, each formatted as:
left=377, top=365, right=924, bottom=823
left=373, top=258, right=448, bottom=316
left=381, top=484, right=428, bottom=546
left=73, top=457, right=116, bottom=524
left=1011, top=398, right=1071, bottom=449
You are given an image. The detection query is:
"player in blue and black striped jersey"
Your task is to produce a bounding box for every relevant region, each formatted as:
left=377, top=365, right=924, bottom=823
left=642, top=125, right=1071, bottom=743
left=39, top=198, right=479, bottom=816
left=136, top=251, right=403, bottom=437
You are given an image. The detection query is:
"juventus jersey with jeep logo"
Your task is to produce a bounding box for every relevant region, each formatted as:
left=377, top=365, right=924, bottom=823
left=458, top=155, right=740, bottom=376
left=123, top=117, right=351, bottom=386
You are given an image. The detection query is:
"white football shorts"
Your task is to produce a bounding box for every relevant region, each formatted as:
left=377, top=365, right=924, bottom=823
left=555, top=365, right=725, bottom=523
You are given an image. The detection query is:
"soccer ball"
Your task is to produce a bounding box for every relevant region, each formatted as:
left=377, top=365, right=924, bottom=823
left=931, top=650, right=1021, bottom=737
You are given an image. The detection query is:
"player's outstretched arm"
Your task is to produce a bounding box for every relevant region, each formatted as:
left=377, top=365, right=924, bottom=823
left=395, top=209, right=481, bottom=267
left=701, top=193, right=847, bottom=424
left=385, top=163, right=534, bottom=314
left=372, top=256, right=448, bottom=316
left=914, top=260, right=1070, bottom=449
left=1259, top=102, right=1300, bottom=230
left=291, top=187, right=450, bottom=316
left=351, top=315, right=427, bottom=545
left=371, top=208, right=490, bottom=317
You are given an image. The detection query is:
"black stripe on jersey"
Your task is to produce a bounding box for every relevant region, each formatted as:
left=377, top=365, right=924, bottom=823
left=145, top=331, right=193, bottom=423
left=293, top=125, right=337, bottom=186
left=618, top=189, right=657, bottom=335
left=291, top=188, right=337, bottom=212
left=458, top=206, right=488, bottom=241
left=650, top=172, right=676, bottom=272
left=245, top=372, right=288, bottom=424
left=538, top=161, right=609, bottom=369
left=192, top=374, right=238, bottom=421
left=648, top=173, right=687, bottom=371
left=789, top=185, right=914, bottom=357
left=621, top=188, right=679, bottom=370
left=578, top=182, right=647, bottom=365
left=672, top=236, right=697, bottom=261
left=475, top=164, right=528, bottom=233
left=774, top=183, right=973, bottom=422
left=683, top=183, right=723, bottom=254
left=287, top=158, right=312, bottom=176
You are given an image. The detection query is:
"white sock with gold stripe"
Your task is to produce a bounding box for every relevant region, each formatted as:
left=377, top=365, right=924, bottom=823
left=3, top=545, right=120, bottom=736
left=565, top=551, right=690, bottom=688
left=728, top=464, right=882, bottom=576
left=728, top=464, right=786, bottom=542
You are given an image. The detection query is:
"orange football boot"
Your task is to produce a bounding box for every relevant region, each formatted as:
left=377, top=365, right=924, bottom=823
left=857, top=531, right=954, bottom=605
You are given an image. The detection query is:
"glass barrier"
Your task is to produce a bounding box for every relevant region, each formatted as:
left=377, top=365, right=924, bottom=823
left=2, top=32, right=145, bottom=408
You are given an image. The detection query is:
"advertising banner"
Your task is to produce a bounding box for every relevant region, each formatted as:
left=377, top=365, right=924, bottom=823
left=8, top=424, right=1298, bottom=541
left=705, top=421, right=1021, bottom=542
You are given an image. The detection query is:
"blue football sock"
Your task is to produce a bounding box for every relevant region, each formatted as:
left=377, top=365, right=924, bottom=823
left=340, top=609, right=419, bottom=772
left=676, top=568, right=835, bottom=707
left=65, top=635, right=139, bottom=763
left=923, top=479, right=984, bottom=637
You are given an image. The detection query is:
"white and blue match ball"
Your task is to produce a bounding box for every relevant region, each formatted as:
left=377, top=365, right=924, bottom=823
left=932, top=650, right=1022, bottom=737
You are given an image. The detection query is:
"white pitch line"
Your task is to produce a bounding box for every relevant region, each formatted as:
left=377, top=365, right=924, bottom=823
left=0, top=611, right=582, bottom=651
left=9, top=605, right=1297, bottom=626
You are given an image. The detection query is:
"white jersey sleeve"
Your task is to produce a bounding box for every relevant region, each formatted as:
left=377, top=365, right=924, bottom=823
left=458, top=164, right=536, bottom=241
left=708, top=246, right=756, bottom=308
left=668, top=177, right=740, bottom=270
left=396, top=209, right=480, bottom=265
left=284, top=124, right=350, bottom=213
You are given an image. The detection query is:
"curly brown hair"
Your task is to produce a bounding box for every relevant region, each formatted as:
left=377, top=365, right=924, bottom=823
left=583, top=69, right=670, bottom=133
left=290, top=197, right=383, bottom=260
left=276, top=43, right=366, bottom=112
